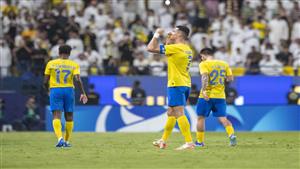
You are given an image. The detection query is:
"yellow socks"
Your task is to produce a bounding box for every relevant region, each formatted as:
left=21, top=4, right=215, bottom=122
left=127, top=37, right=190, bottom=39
left=196, top=131, right=204, bottom=143
left=64, top=121, right=74, bottom=142
left=225, top=125, right=235, bottom=137
left=177, top=115, right=193, bottom=143
left=52, top=119, right=62, bottom=140
left=162, top=116, right=176, bottom=141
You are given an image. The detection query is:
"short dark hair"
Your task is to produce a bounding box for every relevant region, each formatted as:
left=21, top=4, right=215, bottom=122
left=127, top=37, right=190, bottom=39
left=200, top=48, right=214, bottom=56
left=176, top=25, right=190, bottom=39
left=59, top=45, right=72, bottom=55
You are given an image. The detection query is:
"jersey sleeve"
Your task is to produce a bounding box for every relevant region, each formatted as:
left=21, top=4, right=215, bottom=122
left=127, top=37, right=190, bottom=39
left=225, top=64, right=233, bottom=76
left=160, top=44, right=179, bottom=55
left=44, top=62, right=51, bottom=75
left=73, top=63, right=80, bottom=75
left=199, top=62, right=208, bottom=74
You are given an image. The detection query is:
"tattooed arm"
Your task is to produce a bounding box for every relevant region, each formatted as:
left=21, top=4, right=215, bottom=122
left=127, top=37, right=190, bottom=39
left=201, top=73, right=209, bottom=101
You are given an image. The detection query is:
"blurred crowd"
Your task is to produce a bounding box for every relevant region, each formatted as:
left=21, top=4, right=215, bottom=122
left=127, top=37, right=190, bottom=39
left=0, top=0, right=300, bottom=77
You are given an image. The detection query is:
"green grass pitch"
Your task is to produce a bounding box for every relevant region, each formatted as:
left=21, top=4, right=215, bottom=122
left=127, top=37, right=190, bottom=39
left=1, top=132, right=300, bottom=169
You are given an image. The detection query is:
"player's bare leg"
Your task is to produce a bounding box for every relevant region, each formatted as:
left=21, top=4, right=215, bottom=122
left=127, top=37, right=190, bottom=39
left=64, top=112, right=74, bottom=147
left=52, top=110, right=64, bottom=147
left=218, top=117, right=237, bottom=146
left=195, top=116, right=205, bottom=147
left=173, top=106, right=195, bottom=150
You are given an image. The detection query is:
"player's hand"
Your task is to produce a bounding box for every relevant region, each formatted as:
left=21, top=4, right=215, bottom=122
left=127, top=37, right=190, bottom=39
left=202, top=91, right=209, bottom=101
left=156, top=28, right=164, bottom=36
left=80, top=94, right=88, bottom=104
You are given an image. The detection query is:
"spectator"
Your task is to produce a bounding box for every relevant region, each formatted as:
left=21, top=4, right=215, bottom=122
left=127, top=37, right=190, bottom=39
left=81, top=26, right=97, bottom=50
left=95, top=9, right=110, bottom=31
left=268, top=15, right=289, bottom=47
left=50, top=38, right=65, bottom=59
left=100, top=32, right=118, bottom=61
left=66, top=30, right=84, bottom=59
left=104, top=56, right=118, bottom=75
left=149, top=54, right=166, bottom=76
left=291, top=17, right=300, bottom=41
left=252, top=16, right=267, bottom=43
left=159, top=7, right=173, bottom=29
left=74, top=53, right=89, bottom=77
left=118, top=32, right=134, bottom=65
left=23, top=96, right=40, bottom=131
left=84, top=0, right=99, bottom=21
left=15, top=39, right=33, bottom=75
left=188, top=84, right=199, bottom=105
left=86, top=84, right=100, bottom=105
left=85, top=46, right=102, bottom=71
left=191, top=28, right=208, bottom=53
left=146, top=9, right=159, bottom=30
left=290, top=39, right=300, bottom=68
left=276, top=46, right=293, bottom=66
left=21, top=24, right=37, bottom=40
left=133, top=52, right=149, bottom=75
left=131, top=80, right=146, bottom=106
left=245, top=46, right=263, bottom=74
left=214, top=46, right=232, bottom=65
left=242, top=23, right=260, bottom=56
left=230, top=47, right=244, bottom=67
left=31, top=42, right=49, bottom=76
left=259, top=54, right=283, bottom=76
left=0, top=39, right=12, bottom=77
left=287, top=85, right=299, bottom=104
left=290, top=1, right=300, bottom=22
left=241, top=1, right=254, bottom=20
left=225, top=82, right=238, bottom=105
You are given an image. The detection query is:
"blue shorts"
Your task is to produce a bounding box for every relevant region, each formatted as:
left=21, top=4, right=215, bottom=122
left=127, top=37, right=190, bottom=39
left=196, top=98, right=226, bottom=117
left=167, top=86, right=190, bottom=107
left=50, top=87, right=75, bottom=112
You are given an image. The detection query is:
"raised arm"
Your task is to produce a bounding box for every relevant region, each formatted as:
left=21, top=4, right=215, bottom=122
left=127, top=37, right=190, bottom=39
left=74, top=75, right=88, bottom=104
left=147, top=28, right=164, bottom=53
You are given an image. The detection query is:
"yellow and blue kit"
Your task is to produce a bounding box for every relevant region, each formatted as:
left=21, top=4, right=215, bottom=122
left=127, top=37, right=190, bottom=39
left=44, top=58, right=80, bottom=112
left=196, top=60, right=233, bottom=117
left=160, top=44, right=193, bottom=106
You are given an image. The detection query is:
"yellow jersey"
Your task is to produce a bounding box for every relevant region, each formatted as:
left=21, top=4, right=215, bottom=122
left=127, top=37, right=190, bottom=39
left=199, top=60, right=232, bottom=99
left=252, top=21, right=266, bottom=39
left=44, top=58, right=80, bottom=88
left=160, top=44, right=193, bottom=87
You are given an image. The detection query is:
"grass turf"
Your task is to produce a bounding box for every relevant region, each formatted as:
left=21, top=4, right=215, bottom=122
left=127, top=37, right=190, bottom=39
left=1, top=132, right=300, bottom=169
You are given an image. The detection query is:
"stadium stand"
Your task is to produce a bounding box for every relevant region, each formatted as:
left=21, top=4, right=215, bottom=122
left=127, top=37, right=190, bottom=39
left=0, top=0, right=299, bottom=77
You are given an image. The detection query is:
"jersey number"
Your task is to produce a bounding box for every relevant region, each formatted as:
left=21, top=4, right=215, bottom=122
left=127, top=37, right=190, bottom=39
left=210, top=69, right=225, bottom=85
left=55, top=69, right=71, bottom=84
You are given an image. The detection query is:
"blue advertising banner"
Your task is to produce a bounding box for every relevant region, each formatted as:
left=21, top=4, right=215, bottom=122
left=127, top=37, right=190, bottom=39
left=46, top=105, right=300, bottom=132
left=88, top=76, right=300, bottom=106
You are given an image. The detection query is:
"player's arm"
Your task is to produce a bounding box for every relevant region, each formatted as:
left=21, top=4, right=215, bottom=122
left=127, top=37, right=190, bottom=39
left=225, top=64, right=234, bottom=82
left=74, top=75, right=88, bottom=104
left=199, top=62, right=209, bottom=100
left=201, top=73, right=209, bottom=101
left=73, top=64, right=88, bottom=104
left=147, top=28, right=164, bottom=54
